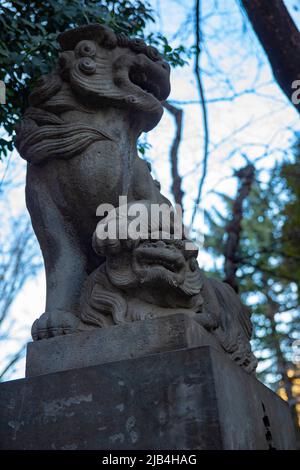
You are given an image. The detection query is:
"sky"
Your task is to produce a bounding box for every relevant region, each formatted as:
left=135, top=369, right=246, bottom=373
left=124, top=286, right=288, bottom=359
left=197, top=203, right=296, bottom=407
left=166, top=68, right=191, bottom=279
left=1, top=0, right=300, bottom=380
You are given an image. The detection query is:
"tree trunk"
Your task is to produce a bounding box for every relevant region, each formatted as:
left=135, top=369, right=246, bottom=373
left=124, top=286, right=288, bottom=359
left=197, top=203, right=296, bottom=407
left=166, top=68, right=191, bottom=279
left=241, top=0, right=300, bottom=114
left=223, top=164, right=255, bottom=292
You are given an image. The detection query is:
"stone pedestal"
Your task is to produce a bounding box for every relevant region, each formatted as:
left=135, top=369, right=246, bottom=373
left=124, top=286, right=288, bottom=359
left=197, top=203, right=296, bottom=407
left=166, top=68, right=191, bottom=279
left=25, top=313, right=223, bottom=377
left=0, top=316, right=296, bottom=450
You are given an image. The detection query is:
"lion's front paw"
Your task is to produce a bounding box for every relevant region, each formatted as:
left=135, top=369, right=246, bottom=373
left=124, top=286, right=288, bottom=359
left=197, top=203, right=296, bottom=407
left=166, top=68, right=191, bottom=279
left=31, top=310, right=81, bottom=341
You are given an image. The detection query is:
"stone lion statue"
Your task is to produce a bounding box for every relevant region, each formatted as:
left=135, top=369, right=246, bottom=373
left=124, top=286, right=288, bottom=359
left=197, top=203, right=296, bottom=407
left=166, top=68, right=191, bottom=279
left=16, top=24, right=172, bottom=338
left=16, top=24, right=257, bottom=373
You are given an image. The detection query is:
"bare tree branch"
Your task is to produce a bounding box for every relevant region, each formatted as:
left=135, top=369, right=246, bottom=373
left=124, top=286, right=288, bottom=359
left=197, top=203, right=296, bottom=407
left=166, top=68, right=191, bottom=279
left=0, top=164, right=43, bottom=379
left=191, top=0, right=210, bottom=228
left=163, top=101, right=185, bottom=212
left=0, top=343, right=26, bottom=381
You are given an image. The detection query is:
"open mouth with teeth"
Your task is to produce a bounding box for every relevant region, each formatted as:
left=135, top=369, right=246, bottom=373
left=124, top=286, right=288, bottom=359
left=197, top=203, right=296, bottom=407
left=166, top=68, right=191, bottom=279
left=129, top=68, right=162, bottom=100
left=127, top=53, right=170, bottom=103
left=112, top=52, right=170, bottom=130
left=133, top=241, right=186, bottom=275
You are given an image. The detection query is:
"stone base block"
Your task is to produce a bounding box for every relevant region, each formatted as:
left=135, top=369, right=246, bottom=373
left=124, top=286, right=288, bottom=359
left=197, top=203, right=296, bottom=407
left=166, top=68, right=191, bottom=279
left=0, top=346, right=296, bottom=450
left=26, top=313, right=223, bottom=377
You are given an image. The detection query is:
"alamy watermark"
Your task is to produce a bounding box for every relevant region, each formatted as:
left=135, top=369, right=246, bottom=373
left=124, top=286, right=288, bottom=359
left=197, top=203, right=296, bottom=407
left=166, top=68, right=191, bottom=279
left=95, top=196, right=203, bottom=251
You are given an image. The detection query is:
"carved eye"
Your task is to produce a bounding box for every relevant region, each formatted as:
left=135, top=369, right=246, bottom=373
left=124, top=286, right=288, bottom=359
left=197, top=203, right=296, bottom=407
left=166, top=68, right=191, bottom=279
left=75, top=40, right=97, bottom=58
left=78, top=57, right=97, bottom=75
left=146, top=46, right=160, bottom=61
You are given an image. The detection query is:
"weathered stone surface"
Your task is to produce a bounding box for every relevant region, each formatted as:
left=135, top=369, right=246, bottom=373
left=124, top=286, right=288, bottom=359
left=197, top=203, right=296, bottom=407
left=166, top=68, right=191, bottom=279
left=15, top=23, right=257, bottom=374
left=15, top=23, right=174, bottom=341
left=0, top=346, right=296, bottom=450
left=26, top=313, right=223, bottom=377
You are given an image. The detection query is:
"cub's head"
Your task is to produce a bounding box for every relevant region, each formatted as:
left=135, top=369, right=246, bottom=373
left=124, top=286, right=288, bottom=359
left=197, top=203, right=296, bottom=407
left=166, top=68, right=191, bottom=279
left=105, top=239, right=204, bottom=310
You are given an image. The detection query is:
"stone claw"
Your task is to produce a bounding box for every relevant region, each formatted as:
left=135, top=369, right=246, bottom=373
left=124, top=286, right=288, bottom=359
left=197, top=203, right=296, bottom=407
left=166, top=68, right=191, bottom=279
left=31, top=310, right=81, bottom=341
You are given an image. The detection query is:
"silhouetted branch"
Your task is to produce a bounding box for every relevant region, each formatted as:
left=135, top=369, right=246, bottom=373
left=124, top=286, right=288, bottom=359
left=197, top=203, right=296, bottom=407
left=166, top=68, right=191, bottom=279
left=191, top=0, right=209, bottom=228
left=0, top=164, right=43, bottom=378
left=163, top=101, right=185, bottom=212
left=0, top=343, right=26, bottom=381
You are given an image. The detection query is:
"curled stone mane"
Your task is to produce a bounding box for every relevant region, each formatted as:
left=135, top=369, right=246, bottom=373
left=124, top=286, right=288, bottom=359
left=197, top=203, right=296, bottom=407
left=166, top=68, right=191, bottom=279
left=16, top=23, right=170, bottom=165
left=15, top=70, right=112, bottom=164
left=59, top=24, right=163, bottom=62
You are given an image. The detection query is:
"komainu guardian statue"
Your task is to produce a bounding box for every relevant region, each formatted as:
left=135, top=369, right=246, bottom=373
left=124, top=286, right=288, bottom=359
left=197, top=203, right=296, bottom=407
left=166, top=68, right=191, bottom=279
left=16, top=24, right=257, bottom=373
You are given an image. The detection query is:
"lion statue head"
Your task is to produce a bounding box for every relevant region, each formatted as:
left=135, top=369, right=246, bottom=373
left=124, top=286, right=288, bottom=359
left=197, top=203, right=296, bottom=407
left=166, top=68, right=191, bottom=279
left=16, top=24, right=171, bottom=164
